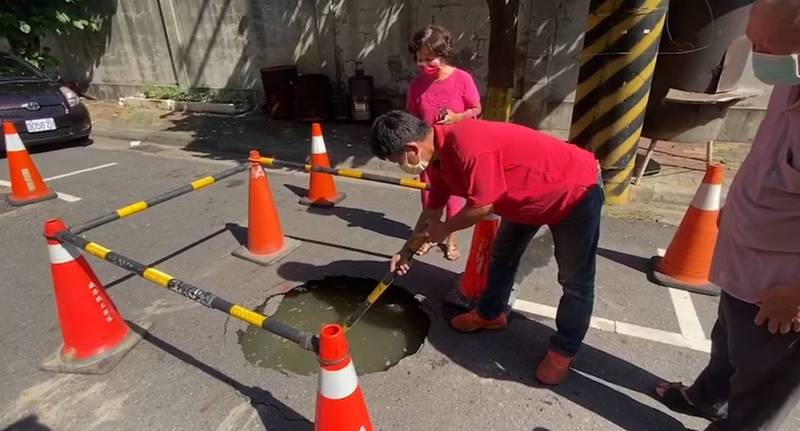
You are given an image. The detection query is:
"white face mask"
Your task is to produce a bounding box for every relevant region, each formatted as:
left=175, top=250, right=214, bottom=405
left=752, top=51, right=800, bottom=85
left=399, top=152, right=429, bottom=175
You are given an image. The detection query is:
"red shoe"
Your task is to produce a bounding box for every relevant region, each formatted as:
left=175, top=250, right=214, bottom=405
left=535, top=349, right=575, bottom=385
left=450, top=309, right=507, bottom=333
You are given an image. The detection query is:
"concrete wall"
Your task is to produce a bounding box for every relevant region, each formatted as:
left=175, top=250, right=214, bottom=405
left=46, top=0, right=770, bottom=142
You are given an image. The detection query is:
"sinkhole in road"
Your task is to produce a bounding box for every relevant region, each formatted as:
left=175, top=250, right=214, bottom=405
left=237, top=276, right=430, bottom=375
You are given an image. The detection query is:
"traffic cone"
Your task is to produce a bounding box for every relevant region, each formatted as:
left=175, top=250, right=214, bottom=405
left=232, top=150, right=301, bottom=266
left=300, top=123, right=346, bottom=207
left=3, top=122, right=56, bottom=206
left=444, top=213, right=501, bottom=310
left=40, top=218, right=146, bottom=374
left=314, top=323, right=373, bottom=431
left=649, top=164, right=724, bottom=296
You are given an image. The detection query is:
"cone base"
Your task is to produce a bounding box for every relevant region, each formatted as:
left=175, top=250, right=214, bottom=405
left=6, top=189, right=57, bottom=207
left=232, top=237, right=301, bottom=266
left=40, top=320, right=150, bottom=375
left=648, top=256, right=721, bottom=297
left=443, top=280, right=476, bottom=311
left=299, top=192, right=346, bottom=208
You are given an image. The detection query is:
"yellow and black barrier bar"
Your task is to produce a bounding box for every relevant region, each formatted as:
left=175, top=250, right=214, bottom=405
left=568, top=0, right=668, bottom=204
left=70, top=163, right=250, bottom=235
left=343, top=233, right=427, bottom=330
left=55, top=229, right=318, bottom=352
left=260, top=157, right=430, bottom=191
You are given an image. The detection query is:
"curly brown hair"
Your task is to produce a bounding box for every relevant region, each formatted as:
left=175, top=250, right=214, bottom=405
left=408, top=25, right=454, bottom=60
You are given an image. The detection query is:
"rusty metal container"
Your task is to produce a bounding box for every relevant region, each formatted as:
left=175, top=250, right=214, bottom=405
left=293, top=74, right=331, bottom=122
left=260, top=65, right=296, bottom=119
left=642, top=0, right=755, bottom=142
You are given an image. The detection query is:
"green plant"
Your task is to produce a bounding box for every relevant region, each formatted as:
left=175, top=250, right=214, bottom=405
left=0, top=0, right=101, bottom=68
left=142, top=85, right=245, bottom=104
left=142, top=84, right=187, bottom=101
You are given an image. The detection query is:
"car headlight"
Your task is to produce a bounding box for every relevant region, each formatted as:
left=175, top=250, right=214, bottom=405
left=59, top=86, right=80, bottom=107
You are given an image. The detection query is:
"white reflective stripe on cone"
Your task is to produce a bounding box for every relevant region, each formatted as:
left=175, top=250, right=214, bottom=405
left=690, top=183, right=722, bottom=211
left=48, top=243, right=82, bottom=264
left=319, top=361, right=358, bottom=399
left=4, top=133, right=26, bottom=152
left=311, top=136, right=327, bottom=155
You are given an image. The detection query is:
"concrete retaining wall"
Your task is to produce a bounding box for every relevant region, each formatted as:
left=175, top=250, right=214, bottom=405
left=45, top=0, right=770, bottom=141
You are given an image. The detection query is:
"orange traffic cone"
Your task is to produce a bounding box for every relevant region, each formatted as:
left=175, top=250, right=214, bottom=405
left=232, top=150, right=301, bottom=266
left=314, top=323, right=373, bottom=431
left=40, top=218, right=146, bottom=374
left=300, top=123, right=346, bottom=207
left=444, top=213, right=501, bottom=310
left=3, top=122, right=56, bottom=206
left=649, top=164, right=724, bottom=296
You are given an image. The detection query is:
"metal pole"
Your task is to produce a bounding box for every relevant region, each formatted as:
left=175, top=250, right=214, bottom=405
left=633, top=138, right=658, bottom=185
left=55, top=230, right=318, bottom=352
left=260, top=157, right=430, bottom=191
left=70, top=163, right=248, bottom=234
left=569, top=0, right=669, bottom=205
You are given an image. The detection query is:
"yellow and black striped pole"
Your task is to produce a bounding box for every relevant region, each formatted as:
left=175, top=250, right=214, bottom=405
left=343, top=233, right=427, bottom=331
left=71, top=163, right=249, bottom=234
left=260, top=157, right=430, bottom=191
left=54, top=228, right=318, bottom=352
left=569, top=0, right=668, bottom=204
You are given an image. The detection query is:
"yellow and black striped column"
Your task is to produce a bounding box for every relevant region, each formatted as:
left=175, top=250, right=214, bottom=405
left=569, top=0, right=668, bottom=205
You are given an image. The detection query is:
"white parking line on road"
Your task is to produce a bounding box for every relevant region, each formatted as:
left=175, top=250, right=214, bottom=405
left=44, top=162, right=118, bottom=181
left=668, top=288, right=707, bottom=342
left=0, top=180, right=81, bottom=202
left=512, top=298, right=711, bottom=353
left=54, top=191, right=81, bottom=202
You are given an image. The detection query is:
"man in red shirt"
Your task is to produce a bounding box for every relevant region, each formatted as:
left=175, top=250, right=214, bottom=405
left=369, top=111, right=603, bottom=385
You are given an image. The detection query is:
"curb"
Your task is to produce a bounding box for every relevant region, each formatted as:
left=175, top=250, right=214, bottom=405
left=92, top=125, right=705, bottom=208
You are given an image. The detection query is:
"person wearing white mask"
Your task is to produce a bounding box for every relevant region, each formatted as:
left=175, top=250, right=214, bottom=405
left=369, top=110, right=602, bottom=385
left=656, top=1, right=800, bottom=430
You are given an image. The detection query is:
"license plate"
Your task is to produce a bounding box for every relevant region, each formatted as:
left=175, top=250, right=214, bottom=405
left=25, top=118, right=56, bottom=133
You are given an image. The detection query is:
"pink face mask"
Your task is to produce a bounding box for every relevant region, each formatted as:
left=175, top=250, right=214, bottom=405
left=420, top=64, right=440, bottom=76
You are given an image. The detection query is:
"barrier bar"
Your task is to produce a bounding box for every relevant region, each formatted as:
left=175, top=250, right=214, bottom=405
left=70, top=163, right=249, bottom=235
left=260, top=157, right=430, bottom=191
left=55, top=230, right=318, bottom=352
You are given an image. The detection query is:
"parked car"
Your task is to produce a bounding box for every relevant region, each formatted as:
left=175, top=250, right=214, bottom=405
left=0, top=52, right=91, bottom=152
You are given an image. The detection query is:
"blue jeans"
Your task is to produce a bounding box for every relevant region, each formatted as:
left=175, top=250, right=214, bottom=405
left=476, top=183, right=604, bottom=356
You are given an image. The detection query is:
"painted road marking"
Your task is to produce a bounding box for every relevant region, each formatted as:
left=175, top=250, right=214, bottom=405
left=513, top=298, right=711, bottom=353
left=0, top=180, right=81, bottom=202
left=44, top=162, right=118, bottom=181
left=655, top=246, right=708, bottom=342
left=669, top=288, right=707, bottom=341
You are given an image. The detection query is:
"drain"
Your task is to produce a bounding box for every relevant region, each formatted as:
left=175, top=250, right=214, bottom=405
left=237, top=276, right=430, bottom=375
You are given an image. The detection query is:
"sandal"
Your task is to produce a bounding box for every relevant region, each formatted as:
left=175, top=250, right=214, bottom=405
left=655, top=382, right=724, bottom=422
left=415, top=242, right=436, bottom=256
left=440, top=241, right=461, bottom=261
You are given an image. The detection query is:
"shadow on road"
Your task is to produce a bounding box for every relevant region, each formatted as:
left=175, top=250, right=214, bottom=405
left=129, top=322, right=313, bottom=430
left=1, top=415, right=51, bottom=431
left=597, top=247, right=651, bottom=274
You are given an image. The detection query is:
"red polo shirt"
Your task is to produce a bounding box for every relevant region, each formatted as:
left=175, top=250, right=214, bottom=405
left=424, top=120, right=599, bottom=226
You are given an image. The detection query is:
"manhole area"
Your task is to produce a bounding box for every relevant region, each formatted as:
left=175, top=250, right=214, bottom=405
left=238, top=276, right=430, bottom=375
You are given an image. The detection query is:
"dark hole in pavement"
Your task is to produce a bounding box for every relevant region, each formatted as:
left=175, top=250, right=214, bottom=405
left=237, top=276, right=430, bottom=375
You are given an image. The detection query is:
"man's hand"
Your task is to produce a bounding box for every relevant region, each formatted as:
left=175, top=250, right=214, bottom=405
left=424, top=220, right=450, bottom=244
left=390, top=253, right=411, bottom=276
left=755, top=283, right=800, bottom=334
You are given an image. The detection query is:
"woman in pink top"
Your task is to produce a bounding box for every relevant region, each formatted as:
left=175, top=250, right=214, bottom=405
left=405, top=25, right=482, bottom=260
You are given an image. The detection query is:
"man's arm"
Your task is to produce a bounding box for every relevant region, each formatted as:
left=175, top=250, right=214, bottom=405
left=425, top=204, right=494, bottom=244
left=414, top=207, right=444, bottom=233
left=444, top=204, right=493, bottom=233
left=390, top=207, right=445, bottom=275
